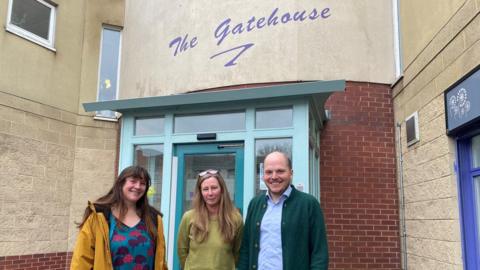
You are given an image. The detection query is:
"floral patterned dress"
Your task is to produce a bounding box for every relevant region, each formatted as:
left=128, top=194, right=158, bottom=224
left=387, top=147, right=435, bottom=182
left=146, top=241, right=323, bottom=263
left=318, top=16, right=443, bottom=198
left=109, top=214, right=155, bottom=270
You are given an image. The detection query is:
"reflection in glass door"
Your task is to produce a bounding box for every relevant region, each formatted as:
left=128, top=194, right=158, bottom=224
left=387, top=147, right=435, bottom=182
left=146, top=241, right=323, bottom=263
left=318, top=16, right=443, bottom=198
left=173, top=143, right=244, bottom=270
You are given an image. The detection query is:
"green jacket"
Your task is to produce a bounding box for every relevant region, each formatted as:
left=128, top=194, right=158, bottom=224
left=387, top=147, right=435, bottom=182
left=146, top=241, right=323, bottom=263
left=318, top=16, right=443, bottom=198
left=237, top=186, right=329, bottom=270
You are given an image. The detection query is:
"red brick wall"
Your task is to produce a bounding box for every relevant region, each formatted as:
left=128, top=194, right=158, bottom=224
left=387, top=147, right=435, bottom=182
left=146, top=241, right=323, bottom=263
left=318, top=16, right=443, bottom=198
left=0, top=252, right=72, bottom=270
left=320, top=82, right=401, bottom=269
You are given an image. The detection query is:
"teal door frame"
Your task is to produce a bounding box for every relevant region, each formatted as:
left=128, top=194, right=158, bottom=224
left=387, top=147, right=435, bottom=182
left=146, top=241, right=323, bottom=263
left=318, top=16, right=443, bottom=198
left=173, top=142, right=244, bottom=270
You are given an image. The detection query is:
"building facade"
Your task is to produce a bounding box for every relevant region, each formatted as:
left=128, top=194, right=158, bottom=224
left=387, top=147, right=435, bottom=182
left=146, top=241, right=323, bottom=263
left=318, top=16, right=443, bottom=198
left=394, top=0, right=480, bottom=269
left=0, top=0, right=124, bottom=269
left=2, top=0, right=457, bottom=269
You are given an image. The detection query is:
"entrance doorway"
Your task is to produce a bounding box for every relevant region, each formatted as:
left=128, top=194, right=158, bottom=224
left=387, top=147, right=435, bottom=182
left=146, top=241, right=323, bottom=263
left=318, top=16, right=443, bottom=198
left=173, top=142, right=244, bottom=269
left=458, top=133, right=480, bottom=268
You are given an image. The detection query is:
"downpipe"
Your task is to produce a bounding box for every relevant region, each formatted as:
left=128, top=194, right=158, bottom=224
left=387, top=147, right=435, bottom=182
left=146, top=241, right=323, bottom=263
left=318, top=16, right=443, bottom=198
left=396, top=122, right=408, bottom=270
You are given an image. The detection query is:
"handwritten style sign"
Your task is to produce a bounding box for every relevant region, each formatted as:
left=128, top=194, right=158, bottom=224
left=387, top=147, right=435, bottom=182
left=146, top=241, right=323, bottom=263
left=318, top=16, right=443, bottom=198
left=169, top=6, right=331, bottom=67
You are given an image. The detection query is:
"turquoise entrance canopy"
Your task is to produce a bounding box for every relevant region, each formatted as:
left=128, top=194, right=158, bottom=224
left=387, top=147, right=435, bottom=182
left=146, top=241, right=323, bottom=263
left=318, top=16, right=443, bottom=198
left=83, top=80, right=345, bottom=121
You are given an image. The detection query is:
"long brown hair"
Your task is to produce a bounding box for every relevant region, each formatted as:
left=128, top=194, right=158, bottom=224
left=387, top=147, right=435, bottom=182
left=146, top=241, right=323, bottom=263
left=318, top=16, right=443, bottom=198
left=77, top=166, right=159, bottom=240
left=190, top=170, right=240, bottom=243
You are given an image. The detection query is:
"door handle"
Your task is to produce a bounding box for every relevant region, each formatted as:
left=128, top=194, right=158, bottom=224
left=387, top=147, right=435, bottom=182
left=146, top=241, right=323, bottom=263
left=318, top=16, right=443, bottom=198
left=217, top=143, right=244, bottom=149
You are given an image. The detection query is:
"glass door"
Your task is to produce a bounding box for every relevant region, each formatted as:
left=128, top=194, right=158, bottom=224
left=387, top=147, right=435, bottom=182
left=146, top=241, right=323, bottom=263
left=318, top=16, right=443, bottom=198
left=173, top=142, right=244, bottom=270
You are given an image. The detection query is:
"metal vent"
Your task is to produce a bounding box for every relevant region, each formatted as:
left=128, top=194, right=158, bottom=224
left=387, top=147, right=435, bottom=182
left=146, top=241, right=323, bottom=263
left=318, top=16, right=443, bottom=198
left=405, top=112, right=419, bottom=146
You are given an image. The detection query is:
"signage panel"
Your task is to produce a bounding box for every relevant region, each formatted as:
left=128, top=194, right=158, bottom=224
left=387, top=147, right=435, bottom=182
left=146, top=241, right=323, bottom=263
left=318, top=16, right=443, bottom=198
left=120, top=0, right=395, bottom=97
left=445, top=67, right=480, bottom=134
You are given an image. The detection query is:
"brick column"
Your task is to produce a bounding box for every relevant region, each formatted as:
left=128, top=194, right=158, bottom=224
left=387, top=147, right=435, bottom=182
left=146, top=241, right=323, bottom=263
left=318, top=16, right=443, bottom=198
left=320, top=82, right=401, bottom=269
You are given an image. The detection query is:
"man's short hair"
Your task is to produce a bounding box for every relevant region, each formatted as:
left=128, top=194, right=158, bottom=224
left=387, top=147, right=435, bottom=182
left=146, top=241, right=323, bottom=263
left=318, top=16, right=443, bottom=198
left=265, top=151, right=292, bottom=170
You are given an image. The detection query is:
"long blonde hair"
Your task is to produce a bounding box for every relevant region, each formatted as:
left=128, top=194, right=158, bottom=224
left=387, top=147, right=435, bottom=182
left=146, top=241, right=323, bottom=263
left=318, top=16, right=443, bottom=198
left=190, top=170, right=239, bottom=243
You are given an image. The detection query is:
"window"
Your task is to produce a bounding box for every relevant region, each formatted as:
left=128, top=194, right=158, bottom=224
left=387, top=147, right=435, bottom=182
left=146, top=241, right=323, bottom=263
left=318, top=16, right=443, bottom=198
left=309, top=114, right=320, bottom=199
left=6, top=0, right=56, bottom=49
left=134, top=144, right=164, bottom=208
left=135, top=117, right=165, bottom=136
left=473, top=135, right=480, bottom=168
left=174, top=111, right=245, bottom=133
left=96, top=26, right=122, bottom=119
left=255, top=107, right=293, bottom=129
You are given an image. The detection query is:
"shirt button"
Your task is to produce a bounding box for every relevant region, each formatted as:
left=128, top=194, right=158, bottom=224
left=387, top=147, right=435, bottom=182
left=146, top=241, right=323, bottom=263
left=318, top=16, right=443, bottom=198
left=256, top=222, right=260, bottom=226
left=263, top=204, right=266, bottom=208
left=254, top=243, right=258, bottom=248
left=252, top=265, right=257, bottom=269
left=284, top=203, right=287, bottom=207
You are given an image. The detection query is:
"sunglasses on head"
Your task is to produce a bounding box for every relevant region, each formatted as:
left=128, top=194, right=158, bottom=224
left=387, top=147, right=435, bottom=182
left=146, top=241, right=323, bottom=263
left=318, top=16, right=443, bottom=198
left=198, top=169, right=219, bottom=177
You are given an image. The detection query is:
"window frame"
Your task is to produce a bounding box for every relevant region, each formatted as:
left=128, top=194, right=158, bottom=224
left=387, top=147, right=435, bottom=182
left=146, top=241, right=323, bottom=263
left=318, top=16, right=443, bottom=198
left=173, top=110, right=246, bottom=134
left=254, top=106, right=293, bottom=129
left=95, top=25, right=122, bottom=120
left=6, top=0, right=57, bottom=50
left=134, top=116, right=165, bottom=136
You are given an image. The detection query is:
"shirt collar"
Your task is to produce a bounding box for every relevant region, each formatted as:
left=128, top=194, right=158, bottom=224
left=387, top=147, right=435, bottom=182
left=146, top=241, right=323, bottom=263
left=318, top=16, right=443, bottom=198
left=266, top=185, right=293, bottom=200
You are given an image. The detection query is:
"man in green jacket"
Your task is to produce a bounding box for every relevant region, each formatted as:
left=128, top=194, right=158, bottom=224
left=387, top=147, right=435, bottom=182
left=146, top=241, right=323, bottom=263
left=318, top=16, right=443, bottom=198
left=238, top=151, right=329, bottom=270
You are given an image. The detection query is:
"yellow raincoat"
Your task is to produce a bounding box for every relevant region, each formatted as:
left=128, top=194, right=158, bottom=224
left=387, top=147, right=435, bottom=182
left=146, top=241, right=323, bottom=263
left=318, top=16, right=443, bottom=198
left=70, top=202, right=168, bottom=270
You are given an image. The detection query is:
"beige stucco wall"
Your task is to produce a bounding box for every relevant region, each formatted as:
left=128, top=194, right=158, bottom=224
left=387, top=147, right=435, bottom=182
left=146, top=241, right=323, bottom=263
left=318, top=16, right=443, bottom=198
left=0, top=0, right=124, bottom=256
left=394, top=0, right=480, bottom=268
left=0, top=0, right=85, bottom=113
left=0, top=92, right=118, bottom=256
left=0, top=0, right=124, bottom=115
left=120, top=0, right=396, bottom=98
left=67, top=115, right=119, bottom=251
left=400, top=0, right=466, bottom=68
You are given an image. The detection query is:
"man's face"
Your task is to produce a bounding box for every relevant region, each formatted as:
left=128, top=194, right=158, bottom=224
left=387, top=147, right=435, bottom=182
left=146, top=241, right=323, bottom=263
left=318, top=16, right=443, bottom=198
left=263, top=152, right=292, bottom=200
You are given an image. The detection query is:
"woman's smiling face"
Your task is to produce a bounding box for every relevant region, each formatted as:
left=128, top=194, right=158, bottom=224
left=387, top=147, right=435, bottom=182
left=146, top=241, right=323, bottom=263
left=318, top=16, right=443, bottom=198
left=122, top=176, right=147, bottom=205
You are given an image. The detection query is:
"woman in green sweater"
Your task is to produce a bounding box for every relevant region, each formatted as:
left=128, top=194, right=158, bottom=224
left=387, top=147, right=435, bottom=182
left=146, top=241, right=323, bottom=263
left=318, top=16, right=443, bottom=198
left=177, top=169, right=244, bottom=270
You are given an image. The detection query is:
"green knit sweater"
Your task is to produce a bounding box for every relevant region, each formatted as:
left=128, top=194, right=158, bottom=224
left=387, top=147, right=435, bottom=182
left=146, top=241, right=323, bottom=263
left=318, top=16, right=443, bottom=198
left=177, top=210, right=244, bottom=270
left=238, top=186, right=329, bottom=270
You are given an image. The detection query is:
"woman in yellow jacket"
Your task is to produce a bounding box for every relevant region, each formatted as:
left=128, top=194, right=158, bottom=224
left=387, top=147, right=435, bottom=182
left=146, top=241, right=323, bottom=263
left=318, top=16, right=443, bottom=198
left=71, top=166, right=168, bottom=270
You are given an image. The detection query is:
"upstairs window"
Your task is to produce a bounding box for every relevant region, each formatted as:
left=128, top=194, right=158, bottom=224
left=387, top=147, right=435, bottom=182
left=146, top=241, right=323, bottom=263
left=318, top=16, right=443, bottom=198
left=96, top=26, right=122, bottom=120
left=6, top=0, right=56, bottom=49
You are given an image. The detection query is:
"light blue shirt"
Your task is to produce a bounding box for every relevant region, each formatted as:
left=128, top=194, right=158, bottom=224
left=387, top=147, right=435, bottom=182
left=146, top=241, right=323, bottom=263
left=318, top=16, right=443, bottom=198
left=258, top=185, right=292, bottom=270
